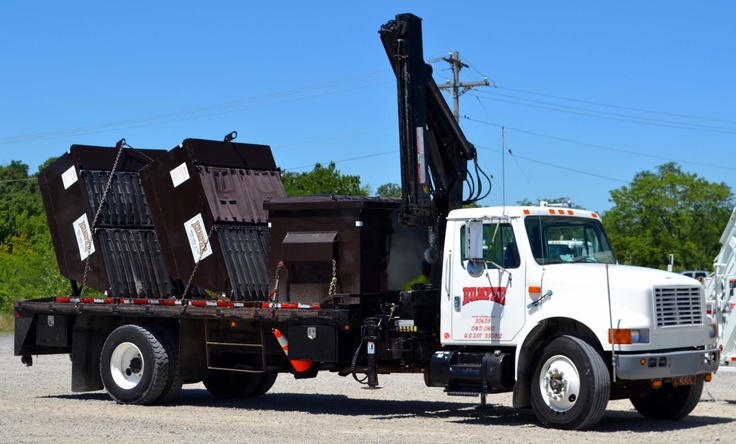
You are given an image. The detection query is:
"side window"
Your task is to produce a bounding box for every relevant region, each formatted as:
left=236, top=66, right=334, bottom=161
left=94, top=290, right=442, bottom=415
left=460, top=223, right=519, bottom=269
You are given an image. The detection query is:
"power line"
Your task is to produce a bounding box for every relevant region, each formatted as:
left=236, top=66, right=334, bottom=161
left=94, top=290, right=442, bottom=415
left=474, top=143, right=628, bottom=184
left=472, top=90, right=736, bottom=134
left=463, top=116, right=736, bottom=172
left=472, top=93, right=736, bottom=135
left=0, top=177, right=37, bottom=184
left=0, top=71, right=392, bottom=145
left=275, top=126, right=393, bottom=149
left=496, top=85, right=736, bottom=125
left=284, top=151, right=394, bottom=172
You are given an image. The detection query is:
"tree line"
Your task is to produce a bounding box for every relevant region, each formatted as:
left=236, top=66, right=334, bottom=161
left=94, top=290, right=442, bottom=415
left=0, top=159, right=732, bottom=312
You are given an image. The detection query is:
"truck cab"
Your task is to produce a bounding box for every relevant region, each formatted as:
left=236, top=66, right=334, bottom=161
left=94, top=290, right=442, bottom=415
left=432, top=204, right=719, bottom=428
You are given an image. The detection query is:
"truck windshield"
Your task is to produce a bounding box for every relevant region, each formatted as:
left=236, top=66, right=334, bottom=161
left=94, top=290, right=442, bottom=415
left=524, top=216, right=616, bottom=265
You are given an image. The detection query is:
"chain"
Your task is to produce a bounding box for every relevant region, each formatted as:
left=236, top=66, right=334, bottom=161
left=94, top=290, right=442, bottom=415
left=183, top=223, right=218, bottom=299
left=80, top=139, right=126, bottom=296
left=129, top=146, right=154, bottom=162
left=269, top=261, right=284, bottom=304
left=323, top=259, right=338, bottom=303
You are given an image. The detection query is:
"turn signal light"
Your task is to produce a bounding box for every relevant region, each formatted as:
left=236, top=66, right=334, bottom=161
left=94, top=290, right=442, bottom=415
left=608, top=328, right=649, bottom=344
left=609, top=329, right=632, bottom=344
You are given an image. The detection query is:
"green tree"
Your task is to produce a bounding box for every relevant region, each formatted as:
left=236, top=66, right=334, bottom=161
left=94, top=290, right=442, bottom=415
left=0, top=159, right=68, bottom=311
left=282, top=162, right=370, bottom=196
left=0, top=161, right=44, bottom=247
left=376, top=182, right=401, bottom=197
left=603, top=162, right=733, bottom=270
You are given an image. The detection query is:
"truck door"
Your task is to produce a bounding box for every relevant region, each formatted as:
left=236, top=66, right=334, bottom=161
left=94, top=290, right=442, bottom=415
left=449, top=221, right=525, bottom=343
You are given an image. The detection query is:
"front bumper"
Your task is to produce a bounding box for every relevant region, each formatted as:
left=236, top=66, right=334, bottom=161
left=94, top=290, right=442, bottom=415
left=615, top=348, right=719, bottom=380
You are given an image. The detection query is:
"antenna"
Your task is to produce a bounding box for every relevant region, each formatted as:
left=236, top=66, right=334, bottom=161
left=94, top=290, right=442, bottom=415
left=502, top=126, right=506, bottom=210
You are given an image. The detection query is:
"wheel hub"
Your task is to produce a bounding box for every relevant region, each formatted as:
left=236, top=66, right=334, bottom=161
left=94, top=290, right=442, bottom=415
left=539, top=355, right=581, bottom=412
left=545, top=368, right=567, bottom=400
left=128, top=357, right=142, bottom=375
left=110, top=341, right=145, bottom=390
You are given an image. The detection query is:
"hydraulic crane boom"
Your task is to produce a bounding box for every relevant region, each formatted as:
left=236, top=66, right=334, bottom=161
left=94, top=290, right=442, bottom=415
left=379, top=13, right=479, bottom=228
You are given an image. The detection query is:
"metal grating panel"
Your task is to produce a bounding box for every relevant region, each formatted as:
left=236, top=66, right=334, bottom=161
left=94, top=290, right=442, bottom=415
left=654, top=287, right=703, bottom=327
left=197, top=168, right=284, bottom=224
left=83, top=171, right=153, bottom=227
left=217, top=227, right=270, bottom=300
left=97, top=229, right=174, bottom=298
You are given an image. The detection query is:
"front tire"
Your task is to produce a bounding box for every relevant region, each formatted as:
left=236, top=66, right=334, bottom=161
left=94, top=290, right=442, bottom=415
left=100, top=324, right=171, bottom=405
left=530, top=336, right=610, bottom=430
left=630, top=378, right=703, bottom=420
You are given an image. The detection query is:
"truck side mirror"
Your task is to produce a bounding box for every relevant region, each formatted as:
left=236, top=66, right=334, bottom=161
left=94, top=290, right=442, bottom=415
left=465, top=221, right=485, bottom=278
left=465, top=221, right=484, bottom=260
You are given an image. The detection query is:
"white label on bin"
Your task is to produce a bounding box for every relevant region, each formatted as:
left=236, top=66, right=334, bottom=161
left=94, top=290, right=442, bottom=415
left=73, top=214, right=95, bottom=260
left=367, top=342, right=376, bottom=355
left=184, top=213, right=212, bottom=263
left=170, top=163, right=190, bottom=188
left=62, top=166, right=78, bottom=189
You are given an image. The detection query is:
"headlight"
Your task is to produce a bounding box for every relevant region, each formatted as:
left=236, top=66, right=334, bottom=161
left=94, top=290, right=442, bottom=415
left=708, top=315, right=719, bottom=339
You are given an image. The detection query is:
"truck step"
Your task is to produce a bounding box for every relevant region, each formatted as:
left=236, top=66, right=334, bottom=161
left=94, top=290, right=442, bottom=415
left=445, top=390, right=482, bottom=397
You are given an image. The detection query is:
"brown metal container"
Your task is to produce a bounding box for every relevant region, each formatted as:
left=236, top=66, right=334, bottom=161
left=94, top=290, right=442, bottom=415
left=265, top=196, right=427, bottom=304
left=38, top=145, right=179, bottom=297
left=139, top=138, right=285, bottom=300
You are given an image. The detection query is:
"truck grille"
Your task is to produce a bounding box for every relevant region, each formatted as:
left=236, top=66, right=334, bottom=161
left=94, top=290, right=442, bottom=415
left=654, top=287, right=703, bottom=327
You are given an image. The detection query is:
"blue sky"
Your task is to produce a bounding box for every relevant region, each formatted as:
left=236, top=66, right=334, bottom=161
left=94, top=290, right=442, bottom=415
left=2, top=1, right=734, bottom=213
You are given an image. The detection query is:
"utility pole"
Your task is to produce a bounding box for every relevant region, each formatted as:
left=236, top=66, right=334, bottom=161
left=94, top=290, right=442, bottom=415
left=435, top=52, right=491, bottom=121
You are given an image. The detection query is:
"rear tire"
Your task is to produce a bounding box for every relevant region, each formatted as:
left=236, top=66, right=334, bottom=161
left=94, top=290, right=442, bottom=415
left=100, top=325, right=170, bottom=405
left=630, top=378, right=703, bottom=420
left=252, top=372, right=278, bottom=397
left=155, top=327, right=183, bottom=404
left=530, top=336, right=610, bottom=430
left=203, top=370, right=277, bottom=398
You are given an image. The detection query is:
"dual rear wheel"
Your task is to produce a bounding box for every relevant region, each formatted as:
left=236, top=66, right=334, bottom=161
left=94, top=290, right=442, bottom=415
left=100, top=324, right=179, bottom=404
left=100, top=324, right=276, bottom=404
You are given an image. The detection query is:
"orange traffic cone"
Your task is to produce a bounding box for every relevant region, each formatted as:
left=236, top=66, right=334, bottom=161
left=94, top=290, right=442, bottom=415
left=272, top=328, right=313, bottom=372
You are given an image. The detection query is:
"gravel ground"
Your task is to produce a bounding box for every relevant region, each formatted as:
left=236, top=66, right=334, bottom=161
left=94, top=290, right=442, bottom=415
left=2, top=333, right=735, bottom=443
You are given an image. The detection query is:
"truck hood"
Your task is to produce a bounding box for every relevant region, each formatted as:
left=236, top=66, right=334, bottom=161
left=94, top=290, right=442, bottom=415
left=537, top=262, right=699, bottom=291
left=530, top=262, right=710, bottom=349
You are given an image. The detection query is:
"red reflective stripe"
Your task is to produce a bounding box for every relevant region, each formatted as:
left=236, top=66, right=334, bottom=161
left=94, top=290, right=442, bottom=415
left=132, top=299, right=150, bottom=305
left=56, top=297, right=71, bottom=303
